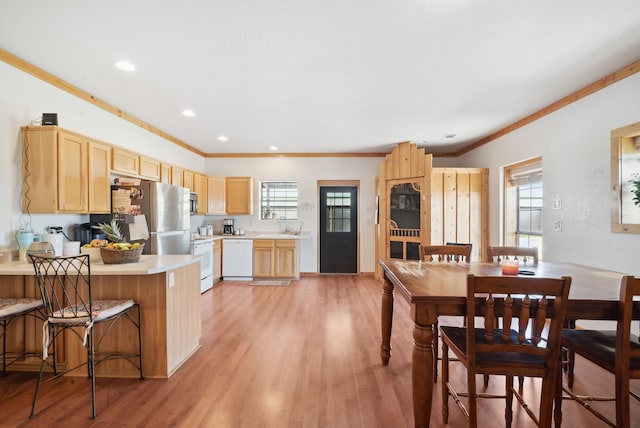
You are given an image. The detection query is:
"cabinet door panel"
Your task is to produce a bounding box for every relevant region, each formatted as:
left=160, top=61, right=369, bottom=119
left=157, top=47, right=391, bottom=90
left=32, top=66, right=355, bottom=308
left=140, top=156, right=160, bottom=180
left=226, top=177, right=253, bottom=215
left=275, top=240, right=297, bottom=277
left=112, top=148, right=139, bottom=175
left=58, top=132, right=88, bottom=212
left=88, top=141, right=111, bottom=213
left=253, top=240, right=274, bottom=277
left=194, top=174, right=208, bottom=214
left=207, top=177, right=226, bottom=215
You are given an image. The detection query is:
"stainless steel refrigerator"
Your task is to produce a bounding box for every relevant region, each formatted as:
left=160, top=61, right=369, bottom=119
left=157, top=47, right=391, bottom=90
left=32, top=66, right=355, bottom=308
left=91, top=181, right=190, bottom=255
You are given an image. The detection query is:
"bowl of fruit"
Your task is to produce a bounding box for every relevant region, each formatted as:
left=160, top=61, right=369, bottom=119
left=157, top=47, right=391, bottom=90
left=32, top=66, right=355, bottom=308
left=97, top=220, right=145, bottom=264
left=80, top=239, right=108, bottom=262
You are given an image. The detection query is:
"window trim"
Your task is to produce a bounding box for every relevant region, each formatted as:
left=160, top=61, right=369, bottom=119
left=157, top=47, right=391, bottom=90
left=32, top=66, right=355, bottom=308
left=259, top=180, right=299, bottom=221
left=503, top=157, right=542, bottom=249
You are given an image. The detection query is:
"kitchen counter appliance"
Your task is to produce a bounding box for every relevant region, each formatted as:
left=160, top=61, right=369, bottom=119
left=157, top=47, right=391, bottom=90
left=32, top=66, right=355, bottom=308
left=222, top=239, right=252, bottom=280
left=191, top=239, right=214, bottom=292
left=222, top=219, right=234, bottom=235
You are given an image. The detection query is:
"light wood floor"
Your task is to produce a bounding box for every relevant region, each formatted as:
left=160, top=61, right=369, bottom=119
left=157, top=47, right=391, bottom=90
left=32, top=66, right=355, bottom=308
left=1, top=275, right=638, bottom=427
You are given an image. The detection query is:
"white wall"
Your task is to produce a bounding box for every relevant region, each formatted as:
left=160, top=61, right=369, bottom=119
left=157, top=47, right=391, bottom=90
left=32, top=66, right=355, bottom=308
left=457, top=72, right=640, bottom=275
left=202, top=157, right=381, bottom=273
left=0, top=60, right=202, bottom=248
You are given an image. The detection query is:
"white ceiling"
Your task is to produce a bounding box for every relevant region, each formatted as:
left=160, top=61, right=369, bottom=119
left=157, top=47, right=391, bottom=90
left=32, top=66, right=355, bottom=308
left=2, top=1, right=640, bottom=155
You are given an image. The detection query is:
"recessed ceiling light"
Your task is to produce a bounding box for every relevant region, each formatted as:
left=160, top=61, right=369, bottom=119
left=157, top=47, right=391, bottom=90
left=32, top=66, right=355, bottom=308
left=217, top=135, right=228, bottom=142
left=114, top=61, right=135, bottom=72
left=442, top=134, right=457, bottom=139
left=182, top=110, right=196, bottom=117
left=269, top=146, right=278, bottom=151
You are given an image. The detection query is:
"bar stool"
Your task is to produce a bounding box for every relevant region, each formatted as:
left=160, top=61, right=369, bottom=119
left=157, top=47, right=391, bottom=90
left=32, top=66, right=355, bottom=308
left=0, top=298, right=44, bottom=375
left=29, top=254, right=143, bottom=419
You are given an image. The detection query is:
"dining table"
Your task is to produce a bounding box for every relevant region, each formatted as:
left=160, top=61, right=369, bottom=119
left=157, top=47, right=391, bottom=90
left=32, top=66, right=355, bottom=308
left=379, top=259, right=632, bottom=428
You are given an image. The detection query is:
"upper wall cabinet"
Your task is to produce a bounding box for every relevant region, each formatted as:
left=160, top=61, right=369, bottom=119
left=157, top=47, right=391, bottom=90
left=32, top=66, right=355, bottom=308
left=207, top=176, right=226, bottom=215
left=22, top=126, right=110, bottom=214
left=111, top=147, right=160, bottom=180
left=193, top=173, right=208, bottom=215
left=183, top=170, right=194, bottom=191
left=226, top=177, right=253, bottom=215
left=139, top=156, right=160, bottom=180
left=160, top=164, right=171, bottom=184
left=111, top=148, right=139, bottom=176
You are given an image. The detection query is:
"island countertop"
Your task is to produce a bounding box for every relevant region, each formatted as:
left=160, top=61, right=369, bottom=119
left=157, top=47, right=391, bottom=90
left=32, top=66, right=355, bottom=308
left=0, top=254, right=200, bottom=276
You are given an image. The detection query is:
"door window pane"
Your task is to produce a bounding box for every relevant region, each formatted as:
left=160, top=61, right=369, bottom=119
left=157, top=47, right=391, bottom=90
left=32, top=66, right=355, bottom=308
left=326, top=192, right=351, bottom=232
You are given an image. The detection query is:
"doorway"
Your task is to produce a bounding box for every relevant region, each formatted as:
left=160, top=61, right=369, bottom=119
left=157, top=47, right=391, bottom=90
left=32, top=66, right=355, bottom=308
left=319, top=182, right=358, bottom=274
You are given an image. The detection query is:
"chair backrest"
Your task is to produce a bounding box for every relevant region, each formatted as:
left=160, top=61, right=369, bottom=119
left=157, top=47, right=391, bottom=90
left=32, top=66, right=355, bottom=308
left=487, top=246, right=538, bottom=266
left=420, top=245, right=471, bottom=262
left=466, top=274, right=572, bottom=375
left=30, top=255, right=94, bottom=321
left=616, top=276, right=640, bottom=373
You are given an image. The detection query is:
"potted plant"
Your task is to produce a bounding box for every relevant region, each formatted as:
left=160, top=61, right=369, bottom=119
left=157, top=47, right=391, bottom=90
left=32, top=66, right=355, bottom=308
left=631, top=176, right=640, bottom=207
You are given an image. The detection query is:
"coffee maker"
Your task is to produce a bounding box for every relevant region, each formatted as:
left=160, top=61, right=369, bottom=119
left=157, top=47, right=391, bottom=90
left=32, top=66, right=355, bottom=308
left=222, top=219, right=234, bottom=235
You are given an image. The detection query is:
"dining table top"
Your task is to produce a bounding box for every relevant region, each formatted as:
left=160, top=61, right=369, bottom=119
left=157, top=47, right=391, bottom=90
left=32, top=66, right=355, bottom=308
left=379, top=259, right=636, bottom=320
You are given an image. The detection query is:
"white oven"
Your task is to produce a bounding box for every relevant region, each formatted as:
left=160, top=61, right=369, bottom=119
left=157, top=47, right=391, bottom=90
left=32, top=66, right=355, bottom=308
left=191, top=240, right=214, bottom=293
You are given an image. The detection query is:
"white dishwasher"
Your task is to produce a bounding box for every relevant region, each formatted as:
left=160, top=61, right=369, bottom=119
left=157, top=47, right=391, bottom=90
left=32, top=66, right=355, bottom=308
left=222, top=239, right=253, bottom=280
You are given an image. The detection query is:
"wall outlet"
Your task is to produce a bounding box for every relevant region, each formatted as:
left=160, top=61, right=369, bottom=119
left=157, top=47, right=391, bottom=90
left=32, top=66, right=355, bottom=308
left=553, top=221, right=563, bottom=232
left=552, top=198, right=562, bottom=210
left=168, top=271, right=175, bottom=288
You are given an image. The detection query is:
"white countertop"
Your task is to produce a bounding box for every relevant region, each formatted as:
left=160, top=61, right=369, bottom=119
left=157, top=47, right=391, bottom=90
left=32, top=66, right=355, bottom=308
left=216, top=231, right=311, bottom=240
left=0, top=254, right=200, bottom=276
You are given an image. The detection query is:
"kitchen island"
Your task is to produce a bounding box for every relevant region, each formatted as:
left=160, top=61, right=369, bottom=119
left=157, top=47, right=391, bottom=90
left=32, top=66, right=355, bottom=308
left=0, top=255, right=201, bottom=379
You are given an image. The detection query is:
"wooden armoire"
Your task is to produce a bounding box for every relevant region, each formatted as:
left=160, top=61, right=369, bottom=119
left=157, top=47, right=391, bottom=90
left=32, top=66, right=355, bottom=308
left=375, top=142, right=489, bottom=280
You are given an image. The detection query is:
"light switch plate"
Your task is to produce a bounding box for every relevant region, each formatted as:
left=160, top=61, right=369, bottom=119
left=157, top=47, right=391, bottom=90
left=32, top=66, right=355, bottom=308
left=553, top=220, right=563, bottom=232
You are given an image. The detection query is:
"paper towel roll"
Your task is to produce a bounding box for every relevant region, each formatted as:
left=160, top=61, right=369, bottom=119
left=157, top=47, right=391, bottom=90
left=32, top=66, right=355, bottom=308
left=42, top=233, right=63, bottom=257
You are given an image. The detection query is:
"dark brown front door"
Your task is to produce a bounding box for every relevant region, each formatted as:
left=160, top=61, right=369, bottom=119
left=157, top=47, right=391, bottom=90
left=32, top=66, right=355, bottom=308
left=319, top=186, right=357, bottom=273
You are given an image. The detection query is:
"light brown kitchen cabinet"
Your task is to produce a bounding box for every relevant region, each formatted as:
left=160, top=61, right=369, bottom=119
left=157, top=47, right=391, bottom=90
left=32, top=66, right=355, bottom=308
left=171, top=167, right=183, bottom=186
left=252, top=239, right=274, bottom=277
left=212, top=239, right=222, bottom=283
left=160, top=164, right=171, bottom=184
left=226, top=177, right=253, bottom=215
left=22, top=126, right=110, bottom=214
left=139, top=156, right=160, bottom=180
left=252, top=239, right=298, bottom=278
left=112, top=148, right=160, bottom=180
left=183, top=170, right=194, bottom=191
left=111, top=148, right=140, bottom=176
left=207, top=176, right=226, bottom=215
left=275, top=240, right=298, bottom=278
left=87, top=141, right=112, bottom=213
left=193, top=173, right=208, bottom=214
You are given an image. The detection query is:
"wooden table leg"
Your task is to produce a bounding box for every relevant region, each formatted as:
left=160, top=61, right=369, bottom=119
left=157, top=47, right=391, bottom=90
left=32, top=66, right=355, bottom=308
left=413, top=319, right=435, bottom=428
left=380, top=277, right=394, bottom=365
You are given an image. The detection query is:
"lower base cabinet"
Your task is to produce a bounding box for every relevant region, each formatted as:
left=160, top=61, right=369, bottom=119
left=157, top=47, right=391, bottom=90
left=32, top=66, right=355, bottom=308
left=253, top=239, right=298, bottom=279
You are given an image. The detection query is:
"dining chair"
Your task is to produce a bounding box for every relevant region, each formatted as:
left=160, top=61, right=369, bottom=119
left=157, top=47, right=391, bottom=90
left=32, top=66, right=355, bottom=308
left=487, top=246, right=538, bottom=266
left=420, top=244, right=471, bottom=263
left=0, top=297, right=44, bottom=375
left=559, top=275, right=640, bottom=427
left=29, top=254, right=143, bottom=419
left=440, top=273, right=571, bottom=427
left=419, top=244, right=472, bottom=382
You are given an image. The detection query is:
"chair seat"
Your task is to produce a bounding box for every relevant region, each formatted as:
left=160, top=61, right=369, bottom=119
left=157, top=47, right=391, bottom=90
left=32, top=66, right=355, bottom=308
left=441, top=326, right=547, bottom=370
left=0, top=298, right=43, bottom=318
left=562, top=329, right=640, bottom=372
left=48, top=300, right=135, bottom=325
